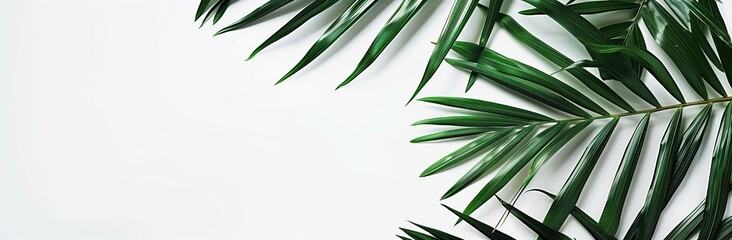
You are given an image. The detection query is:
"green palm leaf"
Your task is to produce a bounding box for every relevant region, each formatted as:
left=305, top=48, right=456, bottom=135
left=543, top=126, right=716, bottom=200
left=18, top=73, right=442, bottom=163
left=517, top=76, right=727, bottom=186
left=411, top=0, right=479, bottom=102
left=699, top=103, right=732, bottom=238
left=193, top=0, right=732, bottom=238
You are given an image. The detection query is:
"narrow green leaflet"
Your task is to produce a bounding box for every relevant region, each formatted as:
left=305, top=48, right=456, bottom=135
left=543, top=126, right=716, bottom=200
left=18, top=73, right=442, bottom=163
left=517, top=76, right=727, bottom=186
left=278, top=0, right=381, bottom=83
left=675, top=0, right=732, bottom=46
left=509, top=121, right=592, bottom=204
left=411, top=128, right=494, bottom=143
left=666, top=181, right=732, bottom=239
left=473, top=47, right=610, bottom=115
left=212, top=0, right=231, bottom=25
left=699, top=103, right=732, bottom=239
left=410, top=222, right=463, bottom=240
left=531, top=189, right=616, bottom=240
left=496, top=14, right=635, bottom=112
left=446, top=59, right=591, bottom=118
left=195, top=0, right=213, bottom=21
left=443, top=205, right=515, bottom=240
left=520, top=1, right=639, bottom=15
left=665, top=200, right=705, bottom=240
left=625, top=105, right=712, bottom=239
left=412, top=115, right=532, bottom=127
left=716, top=216, right=732, bottom=240
left=466, top=0, right=504, bottom=92
left=216, top=0, right=295, bottom=35
left=496, top=197, right=572, bottom=240
left=598, top=114, right=650, bottom=235
left=583, top=42, right=686, bottom=103
left=624, top=19, right=647, bottom=80
left=691, top=18, right=725, bottom=71
left=641, top=0, right=726, bottom=98
left=551, top=60, right=601, bottom=74
left=599, top=21, right=633, bottom=40
left=398, top=236, right=414, bottom=240
left=411, top=0, right=479, bottom=102
left=339, top=0, right=429, bottom=89
left=247, top=0, right=339, bottom=60
left=521, top=0, right=661, bottom=108
left=700, top=0, right=732, bottom=87
left=542, top=118, right=619, bottom=230
left=419, top=129, right=511, bottom=177
left=401, top=228, right=439, bottom=240
left=635, top=108, right=684, bottom=239
left=462, top=123, right=566, bottom=217
left=667, top=105, right=713, bottom=202
left=419, top=96, right=553, bottom=121
left=442, top=127, right=533, bottom=200
left=199, top=0, right=226, bottom=28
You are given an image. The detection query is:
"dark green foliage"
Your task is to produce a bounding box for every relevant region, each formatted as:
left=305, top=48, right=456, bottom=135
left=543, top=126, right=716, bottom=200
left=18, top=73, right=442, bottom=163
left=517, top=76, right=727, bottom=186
left=194, top=0, right=732, bottom=238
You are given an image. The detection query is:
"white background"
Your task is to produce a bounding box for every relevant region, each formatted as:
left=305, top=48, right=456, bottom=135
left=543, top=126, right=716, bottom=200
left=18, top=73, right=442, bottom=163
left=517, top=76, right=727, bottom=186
left=2, top=0, right=732, bottom=239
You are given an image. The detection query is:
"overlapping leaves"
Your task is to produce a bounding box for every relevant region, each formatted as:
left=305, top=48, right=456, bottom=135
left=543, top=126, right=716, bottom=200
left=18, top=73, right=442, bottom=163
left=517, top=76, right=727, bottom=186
left=196, top=0, right=485, bottom=100
left=403, top=0, right=732, bottom=239
left=194, top=0, right=732, bottom=238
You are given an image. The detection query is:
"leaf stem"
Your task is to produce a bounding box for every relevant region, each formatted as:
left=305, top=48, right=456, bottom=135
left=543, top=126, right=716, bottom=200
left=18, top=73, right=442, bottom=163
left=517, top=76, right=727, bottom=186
left=562, top=96, right=732, bottom=123
left=620, top=0, right=646, bottom=46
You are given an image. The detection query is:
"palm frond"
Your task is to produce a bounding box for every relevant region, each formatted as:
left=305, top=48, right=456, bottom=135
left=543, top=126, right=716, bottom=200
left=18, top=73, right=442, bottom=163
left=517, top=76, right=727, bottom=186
left=195, top=0, right=732, bottom=238
left=197, top=0, right=484, bottom=101
left=404, top=0, right=732, bottom=238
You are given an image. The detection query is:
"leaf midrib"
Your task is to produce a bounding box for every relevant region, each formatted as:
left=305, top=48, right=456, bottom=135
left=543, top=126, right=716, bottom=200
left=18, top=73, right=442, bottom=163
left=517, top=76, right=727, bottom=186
left=520, top=96, right=732, bottom=125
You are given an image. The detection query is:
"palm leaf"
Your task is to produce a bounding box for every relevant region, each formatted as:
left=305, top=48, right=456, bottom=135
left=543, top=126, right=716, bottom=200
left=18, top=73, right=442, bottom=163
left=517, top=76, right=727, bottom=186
left=193, top=0, right=732, bottom=238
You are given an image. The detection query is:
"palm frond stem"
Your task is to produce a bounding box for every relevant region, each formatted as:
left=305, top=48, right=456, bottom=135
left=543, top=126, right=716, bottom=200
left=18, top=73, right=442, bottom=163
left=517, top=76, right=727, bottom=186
left=530, top=96, right=732, bottom=125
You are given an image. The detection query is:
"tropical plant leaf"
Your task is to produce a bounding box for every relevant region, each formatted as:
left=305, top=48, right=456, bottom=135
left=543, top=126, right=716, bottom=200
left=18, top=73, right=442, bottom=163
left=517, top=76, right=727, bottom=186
left=212, top=0, right=231, bottom=25
left=599, top=21, right=633, bottom=40
left=443, top=205, right=515, bottom=240
left=496, top=14, right=635, bottom=112
left=411, top=0, right=479, bottom=102
left=665, top=200, right=705, bottom=240
left=641, top=0, right=726, bottom=98
left=199, top=0, right=227, bottom=28
left=530, top=189, right=616, bottom=240
left=542, top=118, right=619, bottom=230
left=462, top=123, right=566, bottom=217
left=410, top=222, right=463, bottom=240
left=582, top=43, right=685, bottom=103
left=339, top=0, right=430, bottom=89
left=452, top=44, right=610, bottom=115
left=496, top=197, right=572, bottom=240
left=247, top=0, right=339, bottom=60
left=598, top=114, right=650, bottom=235
left=673, top=0, right=732, bottom=46
left=215, top=0, right=295, bottom=35
left=410, top=128, right=495, bottom=143
left=442, top=127, right=533, bottom=199
left=508, top=121, right=592, bottom=204
left=466, top=0, right=505, bottom=92
left=699, top=103, right=732, bottom=239
left=401, top=228, right=439, bottom=240
left=625, top=105, right=713, bottom=239
left=446, top=59, right=592, bottom=117
left=519, top=1, right=639, bottom=15
left=277, top=0, right=381, bottom=83
left=699, top=0, right=732, bottom=87
left=635, top=108, right=684, bottom=239
left=521, top=0, right=661, bottom=107
left=193, top=0, right=732, bottom=238
left=419, top=97, right=553, bottom=121
left=195, top=0, right=213, bottom=21
left=419, top=129, right=512, bottom=177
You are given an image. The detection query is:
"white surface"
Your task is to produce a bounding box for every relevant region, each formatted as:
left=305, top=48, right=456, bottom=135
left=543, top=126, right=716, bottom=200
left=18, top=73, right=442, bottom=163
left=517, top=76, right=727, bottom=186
left=1, top=0, right=731, bottom=239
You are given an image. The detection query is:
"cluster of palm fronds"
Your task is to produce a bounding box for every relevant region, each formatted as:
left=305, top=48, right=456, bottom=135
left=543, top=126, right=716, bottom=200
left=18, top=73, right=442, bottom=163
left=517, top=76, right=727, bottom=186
left=195, top=0, right=732, bottom=238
